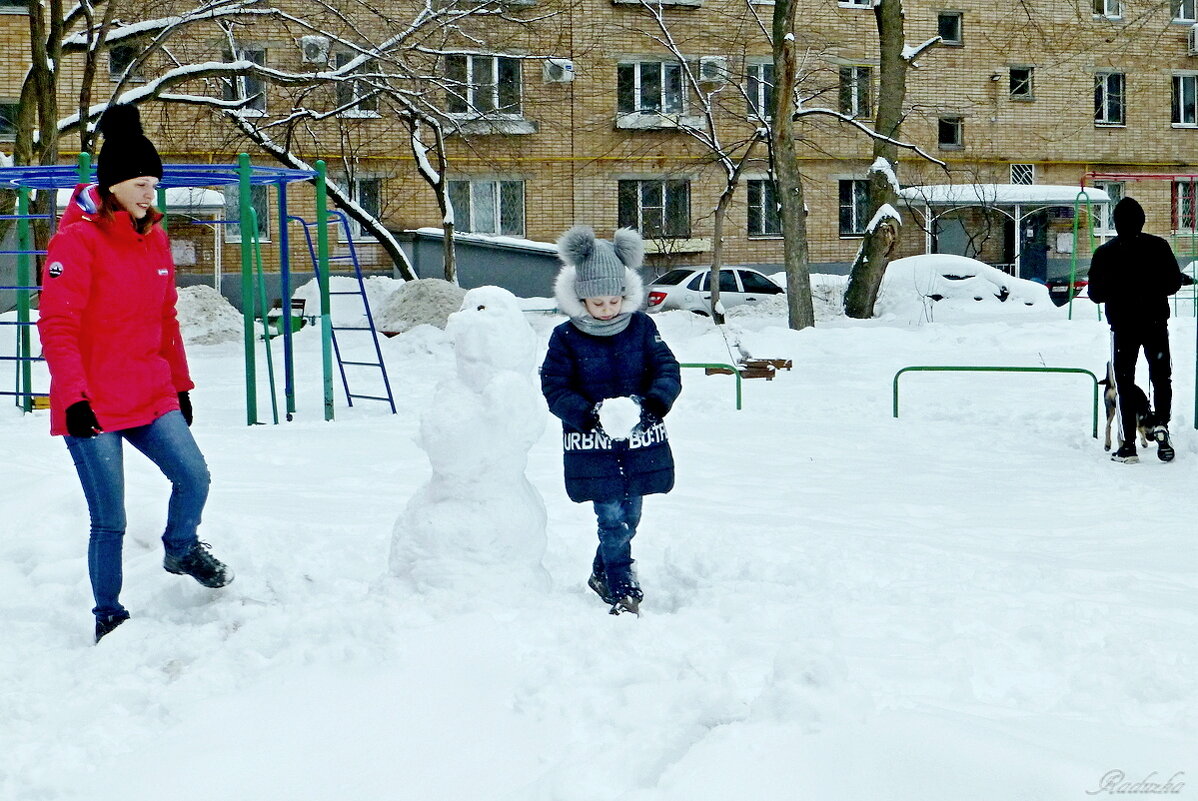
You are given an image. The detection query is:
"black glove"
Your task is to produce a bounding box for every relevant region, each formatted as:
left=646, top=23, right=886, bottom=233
left=66, top=400, right=102, bottom=438
left=178, top=391, right=193, bottom=426
left=639, top=395, right=668, bottom=422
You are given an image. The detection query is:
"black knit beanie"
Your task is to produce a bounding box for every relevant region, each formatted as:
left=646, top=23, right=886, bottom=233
left=96, top=104, right=163, bottom=190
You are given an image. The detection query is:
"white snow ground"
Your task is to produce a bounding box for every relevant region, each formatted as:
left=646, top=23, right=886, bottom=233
left=1, top=286, right=1195, bottom=801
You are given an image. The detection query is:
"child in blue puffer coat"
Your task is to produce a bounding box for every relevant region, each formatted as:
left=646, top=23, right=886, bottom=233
left=540, top=226, right=682, bottom=615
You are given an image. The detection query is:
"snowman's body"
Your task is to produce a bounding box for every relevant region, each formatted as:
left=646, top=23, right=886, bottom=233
left=390, top=287, right=549, bottom=593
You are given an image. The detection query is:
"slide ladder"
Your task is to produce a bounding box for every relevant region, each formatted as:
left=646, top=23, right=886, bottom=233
left=289, top=212, right=396, bottom=413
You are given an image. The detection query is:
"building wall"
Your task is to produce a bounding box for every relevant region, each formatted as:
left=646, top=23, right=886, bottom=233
left=2, top=0, right=1197, bottom=291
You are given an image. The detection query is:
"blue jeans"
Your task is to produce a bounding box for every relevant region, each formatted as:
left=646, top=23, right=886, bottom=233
left=65, top=411, right=210, bottom=620
left=591, top=495, right=643, bottom=595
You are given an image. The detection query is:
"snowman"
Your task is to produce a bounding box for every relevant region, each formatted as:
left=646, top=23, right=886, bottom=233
left=389, top=286, right=549, bottom=594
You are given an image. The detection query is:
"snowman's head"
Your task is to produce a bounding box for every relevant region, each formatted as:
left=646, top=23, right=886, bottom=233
left=446, top=286, right=536, bottom=386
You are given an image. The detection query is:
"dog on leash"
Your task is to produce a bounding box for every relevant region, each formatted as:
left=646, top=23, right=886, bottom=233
left=1099, top=361, right=1157, bottom=451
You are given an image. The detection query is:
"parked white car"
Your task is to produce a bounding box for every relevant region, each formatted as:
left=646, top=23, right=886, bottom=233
left=646, top=267, right=784, bottom=315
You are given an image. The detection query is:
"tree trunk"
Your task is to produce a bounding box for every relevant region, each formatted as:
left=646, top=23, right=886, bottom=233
left=843, top=0, right=908, bottom=319
left=772, top=0, right=815, bottom=331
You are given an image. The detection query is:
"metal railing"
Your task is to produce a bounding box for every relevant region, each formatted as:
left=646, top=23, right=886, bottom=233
left=892, top=365, right=1100, bottom=438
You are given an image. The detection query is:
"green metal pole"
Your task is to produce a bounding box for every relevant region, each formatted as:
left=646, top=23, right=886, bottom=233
left=238, top=153, right=258, bottom=425
left=76, top=151, right=91, bottom=183
left=15, top=188, right=32, bottom=413
left=250, top=210, right=280, bottom=425
left=316, top=160, right=334, bottom=421
left=157, top=186, right=168, bottom=232
left=679, top=363, right=742, bottom=410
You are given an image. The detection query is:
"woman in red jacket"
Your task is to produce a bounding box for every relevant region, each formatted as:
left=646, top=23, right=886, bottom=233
left=38, top=104, right=232, bottom=644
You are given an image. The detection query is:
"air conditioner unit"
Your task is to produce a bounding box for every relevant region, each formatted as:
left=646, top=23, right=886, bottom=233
left=543, top=58, right=575, bottom=83
left=1188, top=23, right=1198, bottom=56
left=699, top=55, right=730, bottom=86
left=300, top=35, right=331, bottom=64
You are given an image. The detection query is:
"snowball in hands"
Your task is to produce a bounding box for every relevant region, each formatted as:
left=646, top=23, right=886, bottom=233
left=598, top=396, right=641, bottom=440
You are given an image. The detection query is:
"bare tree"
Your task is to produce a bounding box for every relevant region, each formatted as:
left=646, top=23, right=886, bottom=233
left=843, top=0, right=942, bottom=318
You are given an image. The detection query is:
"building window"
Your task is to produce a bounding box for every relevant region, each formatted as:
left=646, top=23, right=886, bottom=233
left=445, top=55, right=522, bottom=116
left=1010, top=164, right=1035, bottom=185
left=335, top=53, right=379, bottom=114
left=0, top=0, right=28, bottom=9
left=1173, top=0, right=1195, bottom=22
left=1092, top=180, right=1124, bottom=233
left=341, top=177, right=382, bottom=240
left=747, top=179, right=781, bottom=237
left=448, top=179, right=525, bottom=237
left=937, top=11, right=963, bottom=45
left=0, top=101, right=17, bottom=139
left=222, top=47, right=267, bottom=113
left=223, top=185, right=271, bottom=243
left=839, top=66, right=872, bottom=118
left=938, top=116, right=963, bottom=148
left=1094, top=72, right=1125, bottom=125
left=109, top=45, right=143, bottom=82
left=1093, top=0, right=1121, bottom=16
left=838, top=0, right=871, bottom=7
left=1173, top=74, right=1198, bottom=125
left=617, top=62, right=685, bottom=115
left=1173, top=180, right=1198, bottom=232
left=838, top=179, right=870, bottom=237
left=1009, top=67, right=1034, bottom=100
left=747, top=62, right=774, bottom=121
left=618, top=179, right=691, bottom=238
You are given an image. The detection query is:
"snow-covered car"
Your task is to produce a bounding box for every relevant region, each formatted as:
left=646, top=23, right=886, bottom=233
left=646, top=267, right=784, bottom=315
left=881, top=254, right=1052, bottom=308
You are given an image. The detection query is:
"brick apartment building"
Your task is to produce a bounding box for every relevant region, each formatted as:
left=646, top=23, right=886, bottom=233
left=3, top=0, right=1198, bottom=289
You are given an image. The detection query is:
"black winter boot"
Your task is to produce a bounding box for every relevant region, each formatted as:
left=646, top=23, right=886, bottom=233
left=164, top=542, right=234, bottom=588
left=95, top=612, right=130, bottom=643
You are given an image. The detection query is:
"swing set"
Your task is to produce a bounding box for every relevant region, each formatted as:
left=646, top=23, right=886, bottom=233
left=1, top=153, right=396, bottom=425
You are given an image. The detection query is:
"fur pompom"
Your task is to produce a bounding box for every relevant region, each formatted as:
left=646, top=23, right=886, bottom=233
left=611, top=227, right=644, bottom=270
left=98, top=103, right=145, bottom=138
left=557, top=225, right=596, bottom=267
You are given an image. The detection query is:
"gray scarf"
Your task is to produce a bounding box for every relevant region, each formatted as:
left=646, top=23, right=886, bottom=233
left=570, top=312, right=632, bottom=336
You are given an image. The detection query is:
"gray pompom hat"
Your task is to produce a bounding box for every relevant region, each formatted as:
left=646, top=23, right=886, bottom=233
left=557, top=226, right=644, bottom=299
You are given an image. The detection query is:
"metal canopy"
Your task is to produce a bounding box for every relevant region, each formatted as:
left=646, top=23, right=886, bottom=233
left=0, top=163, right=316, bottom=190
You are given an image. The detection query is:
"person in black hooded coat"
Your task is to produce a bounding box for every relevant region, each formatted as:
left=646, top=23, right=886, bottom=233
left=1088, top=196, right=1186, bottom=462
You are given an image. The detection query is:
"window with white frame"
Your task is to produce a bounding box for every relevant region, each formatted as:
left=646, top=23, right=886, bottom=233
left=1094, top=72, right=1125, bottom=125
left=445, top=55, right=522, bottom=116
left=839, top=66, right=872, bottom=118
left=1173, top=180, right=1197, bottom=232
left=1092, top=180, right=1124, bottom=233
left=617, top=61, right=685, bottom=116
left=109, top=44, right=143, bottom=82
left=223, top=184, right=271, bottom=243
left=838, top=0, right=872, bottom=7
left=1010, top=164, right=1035, bottom=185
left=747, top=178, right=781, bottom=236
left=1173, top=74, right=1198, bottom=125
left=335, top=53, right=379, bottom=114
left=746, top=62, right=774, bottom=120
left=222, top=47, right=266, bottom=113
left=838, top=179, right=870, bottom=237
left=1093, top=0, right=1121, bottom=17
left=340, top=176, right=381, bottom=240
left=937, top=11, right=963, bottom=45
left=1173, top=0, right=1196, bottom=22
left=1009, top=67, right=1034, bottom=99
left=938, top=116, right=963, bottom=148
left=618, top=179, right=691, bottom=238
left=447, top=178, right=525, bottom=237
